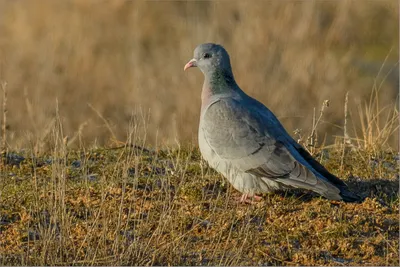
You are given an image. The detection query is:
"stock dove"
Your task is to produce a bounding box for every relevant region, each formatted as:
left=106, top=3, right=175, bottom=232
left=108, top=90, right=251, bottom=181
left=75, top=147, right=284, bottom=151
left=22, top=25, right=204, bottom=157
left=184, top=43, right=360, bottom=202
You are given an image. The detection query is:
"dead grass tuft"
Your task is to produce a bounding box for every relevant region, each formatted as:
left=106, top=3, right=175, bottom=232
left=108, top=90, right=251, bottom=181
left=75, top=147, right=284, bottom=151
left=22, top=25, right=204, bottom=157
left=0, top=0, right=398, bottom=148
left=0, top=1, right=398, bottom=266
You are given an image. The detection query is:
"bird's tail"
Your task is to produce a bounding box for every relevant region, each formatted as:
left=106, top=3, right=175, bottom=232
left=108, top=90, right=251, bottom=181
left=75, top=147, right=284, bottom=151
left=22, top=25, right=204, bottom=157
left=338, top=186, right=362, bottom=202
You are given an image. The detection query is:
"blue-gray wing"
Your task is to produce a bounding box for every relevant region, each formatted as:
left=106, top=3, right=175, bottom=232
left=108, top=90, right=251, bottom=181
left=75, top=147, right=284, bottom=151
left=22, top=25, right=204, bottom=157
left=201, top=97, right=342, bottom=198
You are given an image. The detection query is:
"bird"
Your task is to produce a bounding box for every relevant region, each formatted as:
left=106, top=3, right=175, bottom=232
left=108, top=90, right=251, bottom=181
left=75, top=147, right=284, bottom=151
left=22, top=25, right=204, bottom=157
left=184, top=43, right=360, bottom=203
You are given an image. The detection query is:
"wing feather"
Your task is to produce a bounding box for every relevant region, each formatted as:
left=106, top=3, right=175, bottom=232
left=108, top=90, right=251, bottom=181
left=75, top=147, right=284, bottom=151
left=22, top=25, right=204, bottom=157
left=202, top=97, right=340, bottom=197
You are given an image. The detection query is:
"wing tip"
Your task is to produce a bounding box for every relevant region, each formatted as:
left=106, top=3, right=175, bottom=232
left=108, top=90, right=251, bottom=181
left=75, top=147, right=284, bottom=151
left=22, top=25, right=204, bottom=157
left=339, top=187, right=363, bottom=203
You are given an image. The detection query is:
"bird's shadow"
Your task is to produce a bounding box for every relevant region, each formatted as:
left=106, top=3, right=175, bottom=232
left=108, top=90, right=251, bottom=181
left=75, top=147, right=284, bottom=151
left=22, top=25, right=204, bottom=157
left=345, top=176, right=399, bottom=202
left=270, top=176, right=399, bottom=204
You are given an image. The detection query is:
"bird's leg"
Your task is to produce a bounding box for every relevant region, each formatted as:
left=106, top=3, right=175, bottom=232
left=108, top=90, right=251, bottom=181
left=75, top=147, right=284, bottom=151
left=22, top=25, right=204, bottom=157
left=252, top=195, right=263, bottom=201
left=238, top=193, right=263, bottom=204
left=240, top=193, right=249, bottom=203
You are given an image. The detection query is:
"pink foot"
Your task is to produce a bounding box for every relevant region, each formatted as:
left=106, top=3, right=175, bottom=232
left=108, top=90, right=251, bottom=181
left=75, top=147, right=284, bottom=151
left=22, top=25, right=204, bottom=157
left=237, top=194, right=263, bottom=204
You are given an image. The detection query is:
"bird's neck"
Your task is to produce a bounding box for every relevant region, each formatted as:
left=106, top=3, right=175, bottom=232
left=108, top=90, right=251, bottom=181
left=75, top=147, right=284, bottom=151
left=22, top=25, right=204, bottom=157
left=203, top=69, right=237, bottom=95
left=201, top=69, right=238, bottom=110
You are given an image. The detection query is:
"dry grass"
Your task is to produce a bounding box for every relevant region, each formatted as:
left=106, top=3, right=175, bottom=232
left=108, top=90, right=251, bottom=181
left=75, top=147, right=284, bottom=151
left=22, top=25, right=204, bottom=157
left=0, top=1, right=399, bottom=266
left=0, top=0, right=398, bottom=148
left=0, top=120, right=398, bottom=265
left=0, top=79, right=399, bottom=265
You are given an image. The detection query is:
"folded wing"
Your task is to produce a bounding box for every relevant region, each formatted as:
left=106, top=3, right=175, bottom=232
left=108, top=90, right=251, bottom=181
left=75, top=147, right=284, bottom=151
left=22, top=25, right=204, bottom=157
left=202, top=97, right=344, bottom=200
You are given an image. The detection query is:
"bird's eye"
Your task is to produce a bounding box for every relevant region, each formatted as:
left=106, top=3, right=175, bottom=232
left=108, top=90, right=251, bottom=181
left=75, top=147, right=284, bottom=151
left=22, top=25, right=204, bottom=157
left=203, top=53, right=211, bottom=59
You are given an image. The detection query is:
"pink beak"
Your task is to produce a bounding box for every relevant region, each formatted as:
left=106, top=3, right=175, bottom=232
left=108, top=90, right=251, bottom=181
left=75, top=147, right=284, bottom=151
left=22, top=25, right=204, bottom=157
left=184, top=58, right=197, bottom=71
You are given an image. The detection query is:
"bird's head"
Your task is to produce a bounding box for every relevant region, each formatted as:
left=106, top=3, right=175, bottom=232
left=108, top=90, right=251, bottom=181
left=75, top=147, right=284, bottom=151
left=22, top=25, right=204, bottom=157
left=184, top=43, right=232, bottom=76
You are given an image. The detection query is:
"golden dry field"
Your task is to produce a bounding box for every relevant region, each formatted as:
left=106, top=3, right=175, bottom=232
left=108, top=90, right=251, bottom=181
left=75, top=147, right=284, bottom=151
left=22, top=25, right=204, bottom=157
left=0, top=0, right=399, bottom=266
left=0, top=0, right=398, bottom=149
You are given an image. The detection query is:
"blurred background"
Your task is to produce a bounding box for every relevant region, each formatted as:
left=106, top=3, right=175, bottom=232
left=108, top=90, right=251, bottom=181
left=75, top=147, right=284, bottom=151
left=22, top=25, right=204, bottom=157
left=0, top=0, right=398, bottom=149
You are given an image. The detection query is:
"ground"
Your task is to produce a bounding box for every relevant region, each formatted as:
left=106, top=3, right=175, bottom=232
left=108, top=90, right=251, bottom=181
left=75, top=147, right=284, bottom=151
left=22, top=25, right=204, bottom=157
left=0, top=145, right=398, bottom=265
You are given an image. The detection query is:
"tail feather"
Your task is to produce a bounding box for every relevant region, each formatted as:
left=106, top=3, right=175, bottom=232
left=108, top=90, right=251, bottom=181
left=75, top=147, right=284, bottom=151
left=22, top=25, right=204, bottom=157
left=338, top=186, right=362, bottom=202
left=293, top=144, right=362, bottom=203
